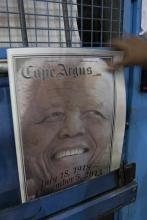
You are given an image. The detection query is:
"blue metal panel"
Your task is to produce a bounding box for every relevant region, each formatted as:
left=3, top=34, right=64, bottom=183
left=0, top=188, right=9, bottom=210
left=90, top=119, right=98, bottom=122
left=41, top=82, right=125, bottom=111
left=0, top=77, right=21, bottom=209
left=0, top=49, right=7, bottom=59
left=119, top=0, right=147, bottom=220
left=120, top=0, right=136, bottom=124
left=0, top=180, right=137, bottom=220
left=123, top=0, right=133, bottom=34
left=49, top=182, right=137, bottom=220
left=0, top=1, right=139, bottom=219
left=124, top=71, right=147, bottom=220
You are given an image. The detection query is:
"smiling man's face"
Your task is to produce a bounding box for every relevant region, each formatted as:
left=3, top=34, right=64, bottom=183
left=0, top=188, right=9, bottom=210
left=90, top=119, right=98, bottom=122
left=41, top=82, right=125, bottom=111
left=20, top=58, right=114, bottom=198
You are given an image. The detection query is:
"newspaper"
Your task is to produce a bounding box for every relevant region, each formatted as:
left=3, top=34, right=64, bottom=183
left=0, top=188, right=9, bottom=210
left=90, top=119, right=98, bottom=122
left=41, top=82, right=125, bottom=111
left=7, top=48, right=126, bottom=202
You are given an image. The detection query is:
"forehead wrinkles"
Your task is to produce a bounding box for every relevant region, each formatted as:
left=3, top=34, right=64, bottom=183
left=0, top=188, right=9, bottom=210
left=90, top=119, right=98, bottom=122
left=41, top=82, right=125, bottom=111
left=36, top=79, right=112, bottom=110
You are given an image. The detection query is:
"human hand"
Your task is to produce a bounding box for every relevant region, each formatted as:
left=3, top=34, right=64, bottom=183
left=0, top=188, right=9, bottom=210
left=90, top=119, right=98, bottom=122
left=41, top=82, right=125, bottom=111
left=110, top=37, right=147, bottom=69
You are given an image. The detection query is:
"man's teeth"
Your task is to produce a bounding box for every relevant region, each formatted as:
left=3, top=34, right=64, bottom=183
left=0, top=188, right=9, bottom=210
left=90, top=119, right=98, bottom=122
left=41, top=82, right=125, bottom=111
left=55, top=148, right=86, bottom=160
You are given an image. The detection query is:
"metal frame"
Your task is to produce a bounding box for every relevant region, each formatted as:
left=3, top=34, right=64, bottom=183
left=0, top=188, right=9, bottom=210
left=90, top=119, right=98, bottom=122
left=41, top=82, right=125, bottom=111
left=0, top=1, right=141, bottom=220
left=0, top=0, right=123, bottom=48
left=0, top=165, right=137, bottom=220
left=118, top=0, right=147, bottom=220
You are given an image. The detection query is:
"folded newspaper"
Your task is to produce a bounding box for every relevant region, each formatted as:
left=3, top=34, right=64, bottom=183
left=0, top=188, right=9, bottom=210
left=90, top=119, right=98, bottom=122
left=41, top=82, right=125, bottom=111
left=7, top=48, right=126, bottom=202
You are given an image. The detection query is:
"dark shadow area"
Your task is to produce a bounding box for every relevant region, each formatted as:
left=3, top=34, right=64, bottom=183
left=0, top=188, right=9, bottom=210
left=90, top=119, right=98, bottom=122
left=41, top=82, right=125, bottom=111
left=77, top=0, right=101, bottom=47
left=77, top=0, right=123, bottom=47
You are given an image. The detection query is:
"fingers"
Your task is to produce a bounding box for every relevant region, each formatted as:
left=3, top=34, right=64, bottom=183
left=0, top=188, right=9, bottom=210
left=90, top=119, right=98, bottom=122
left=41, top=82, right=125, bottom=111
left=110, top=36, right=147, bottom=69
left=111, top=38, right=129, bottom=51
left=117, top=56, right=132, bottom=67
left=111, top=37, right=137, bottom=69
left=107, top=57, right=130, bottom=71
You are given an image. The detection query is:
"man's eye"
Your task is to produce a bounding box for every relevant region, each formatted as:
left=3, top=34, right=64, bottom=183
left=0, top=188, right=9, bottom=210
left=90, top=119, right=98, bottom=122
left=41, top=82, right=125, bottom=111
left=37, top=112, right=65, bottom=124
left=83, top=110, right=106, bottom=120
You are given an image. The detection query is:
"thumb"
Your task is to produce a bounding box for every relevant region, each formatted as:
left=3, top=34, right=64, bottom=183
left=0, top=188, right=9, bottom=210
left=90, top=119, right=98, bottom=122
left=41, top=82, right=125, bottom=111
left=112, top=57, right=131, bottom=70
left=107, top=57, right=129, bottom=71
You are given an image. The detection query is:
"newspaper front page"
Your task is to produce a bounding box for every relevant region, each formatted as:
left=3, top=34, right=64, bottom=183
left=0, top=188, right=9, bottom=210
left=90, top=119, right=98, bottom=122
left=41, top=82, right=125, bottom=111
left=7, top=48, right=126, bottom=202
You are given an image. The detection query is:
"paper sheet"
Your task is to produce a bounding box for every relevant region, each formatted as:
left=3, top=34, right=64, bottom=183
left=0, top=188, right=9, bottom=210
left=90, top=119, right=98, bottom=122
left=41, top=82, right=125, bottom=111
left=7, top=48, right=126, bottom=202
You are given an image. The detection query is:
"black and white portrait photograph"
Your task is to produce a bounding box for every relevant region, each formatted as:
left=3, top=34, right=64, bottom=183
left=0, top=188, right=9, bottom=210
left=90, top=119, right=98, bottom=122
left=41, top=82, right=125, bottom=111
left=7, top=48, right=126, bottom=202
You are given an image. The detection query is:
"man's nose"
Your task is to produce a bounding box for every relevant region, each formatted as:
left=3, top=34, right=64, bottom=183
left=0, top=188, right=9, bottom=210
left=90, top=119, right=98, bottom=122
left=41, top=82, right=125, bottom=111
left=59, top=112, right=85, bottom=138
